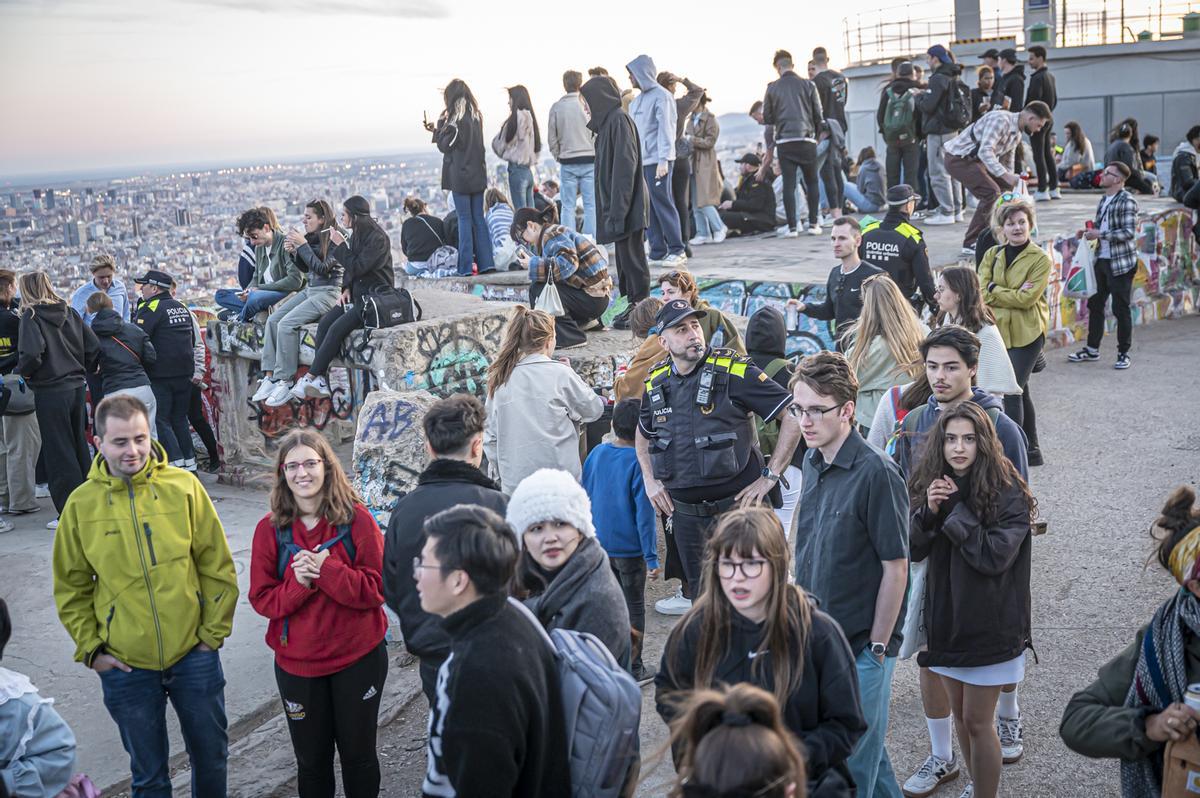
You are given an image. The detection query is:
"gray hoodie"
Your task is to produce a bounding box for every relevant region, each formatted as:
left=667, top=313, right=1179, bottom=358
left=626, top=54, right=676, bottom=165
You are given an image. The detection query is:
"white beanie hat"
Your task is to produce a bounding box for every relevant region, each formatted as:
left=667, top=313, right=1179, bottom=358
left=506, top=468, right=595, bottom=544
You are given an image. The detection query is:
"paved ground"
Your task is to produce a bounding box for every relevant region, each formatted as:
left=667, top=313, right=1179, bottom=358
left=369, top=313, right=1200, bottom=797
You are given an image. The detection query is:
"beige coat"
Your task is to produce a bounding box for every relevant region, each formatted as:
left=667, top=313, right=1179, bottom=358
left=691, top=110, right=722, bottom=208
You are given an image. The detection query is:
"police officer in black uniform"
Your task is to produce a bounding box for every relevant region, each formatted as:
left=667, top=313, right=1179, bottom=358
left=858, top=184, right=936, bottom=315
left=133, top=269, right=197, bottom=469
left=636, top=299, right=802, bottom=597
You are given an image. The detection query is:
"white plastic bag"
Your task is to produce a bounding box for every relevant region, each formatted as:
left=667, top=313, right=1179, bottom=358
left=534, top=280, right=565, bottom=316
left=1064, top=237, right=1098, bottom=298
left=898, top=559, right=927, bottom=660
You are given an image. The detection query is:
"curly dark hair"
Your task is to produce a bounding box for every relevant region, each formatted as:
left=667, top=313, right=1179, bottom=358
left=907, top=402, right=1037, bottom=525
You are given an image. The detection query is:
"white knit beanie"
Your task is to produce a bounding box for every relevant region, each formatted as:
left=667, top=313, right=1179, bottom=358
left=506, top=468, right=595, bottom=544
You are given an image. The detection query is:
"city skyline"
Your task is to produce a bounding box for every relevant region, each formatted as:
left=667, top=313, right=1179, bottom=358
left=0, top=0, right=882, bottom=179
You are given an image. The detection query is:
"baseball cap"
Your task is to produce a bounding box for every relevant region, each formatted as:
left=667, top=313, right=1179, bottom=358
left=896, top=62, right=915, bottom=79
left=999, top=48, right=1020, bottom=62
left=927, top=44, right=952, bottom=64
left=654, top=299, right=706, bottom=333
left=886, top=185, right=921, bottom=206
left=979, top=48, right=1000, bottom=59
left=133, top=269, right=173, bottom=289
left=735, top=152, right=762, bottom=167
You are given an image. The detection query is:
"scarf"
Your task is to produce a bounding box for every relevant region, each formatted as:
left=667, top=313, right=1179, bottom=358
left=1120, top=588, right=1200, bottom=797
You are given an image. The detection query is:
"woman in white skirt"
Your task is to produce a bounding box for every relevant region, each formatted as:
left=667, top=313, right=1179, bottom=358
left=908, top=401, right=1036, bottom=798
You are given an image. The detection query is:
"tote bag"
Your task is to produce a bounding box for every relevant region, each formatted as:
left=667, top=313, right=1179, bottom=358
left=534, top=279, right=565, bottom=317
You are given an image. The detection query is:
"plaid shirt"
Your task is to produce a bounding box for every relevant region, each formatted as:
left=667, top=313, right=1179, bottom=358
left=528, top=224, right=613, bottom=297
left=945, top=110, right=1020, bottom=178
left=1095, top=189, right=1139, bottom=276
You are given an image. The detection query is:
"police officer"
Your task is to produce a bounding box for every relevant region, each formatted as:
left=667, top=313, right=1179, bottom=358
left=636, top=299, right=802, bottom=597
left=858, top=184, right=936, bottom=315
left=133, top=269, right=197, bottom=470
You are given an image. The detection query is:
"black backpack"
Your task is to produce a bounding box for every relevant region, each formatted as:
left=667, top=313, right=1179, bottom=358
left=361, top=285, right=422, bottom=330
left=941, top=78, right=973, bottom=131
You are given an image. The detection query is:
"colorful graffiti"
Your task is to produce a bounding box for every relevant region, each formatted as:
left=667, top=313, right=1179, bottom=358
left=246, top=365, right=357, bottom=439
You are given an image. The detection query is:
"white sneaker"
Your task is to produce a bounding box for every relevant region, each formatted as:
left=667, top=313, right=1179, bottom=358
left=647, top=258, right=665, bottom=268
left=662, top=253, right=688, bottom=267
left=689, top=234, right=711, bottom=246
left=182, top=458, right=198, bottom=472
left=1050, top=188, right=1063, bottom=199
left=957, top=785, right=973, bottom=798
left=264, top=381, right=295, bottom=407
left=954, top=210, right=966, bottom=222
left=959, top=246, right=976, bottom=259
left=924, top=211, right=956, bottom=226
left=807, top=225, right=823, bottom=236
left=655, top=588, right=692, bottom=616
left=819, top=214, right=835, bottom=227
left=777, top=228, right=799, bottom=239
left=997, top=714, right=1024, bottom=763
left=902, top=754, right=959, bottom=797
left=1032, top=190, right=1050, bottom=202
left=775, top=225, right=792, bottom=237
left=251, top=377, right=277, bottom=403
left=711, top=227, right=727, bottom=244
left=46, top=519, right=58, bottom=531
left=35, top=484, right=50, bottom=499
left=297, top=374, right=330, bottom=399
left=0, top=518, right=14, bottom=534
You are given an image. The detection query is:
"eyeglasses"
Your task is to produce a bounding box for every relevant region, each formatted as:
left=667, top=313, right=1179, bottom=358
left=718, top=559, right=767, bottom=579
left=281, top=459, right=323, bottom=474
left=412, top=556, right=453, bottom=578
left=787, top=402, right=845, bottom=421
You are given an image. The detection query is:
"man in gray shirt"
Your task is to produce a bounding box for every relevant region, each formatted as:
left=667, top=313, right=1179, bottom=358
left=791, top=350, right=908, bottom=798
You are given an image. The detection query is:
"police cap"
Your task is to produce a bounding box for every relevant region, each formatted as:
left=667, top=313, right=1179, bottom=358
left=655, top=299, right=706, bottom=333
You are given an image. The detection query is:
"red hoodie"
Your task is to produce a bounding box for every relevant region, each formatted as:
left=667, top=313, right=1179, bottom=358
left=249, top=503, right=387, bottom=677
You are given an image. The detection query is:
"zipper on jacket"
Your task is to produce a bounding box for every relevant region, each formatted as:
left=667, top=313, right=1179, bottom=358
left=128, top=484, right=166, bottom=671
left=143, top=523, right=157, bottom=566
left=104, top=605, right=115, bottom=643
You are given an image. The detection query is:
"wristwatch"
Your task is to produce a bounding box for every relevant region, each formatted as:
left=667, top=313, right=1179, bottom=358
left=870, top=642, right=887, bottom=658
left=761, top=467, right=780, bottom=482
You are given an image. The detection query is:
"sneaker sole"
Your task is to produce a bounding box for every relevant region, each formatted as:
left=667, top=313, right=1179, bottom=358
left=1066, top=357, right=1098, bottom=363
left=1114, top=363, right=1130, bottom=369
left=1002, top=750, right=1023, bottom=765
left=654, top=605, right=691, bottom=616
left=903, top=769, right=960, bottom=798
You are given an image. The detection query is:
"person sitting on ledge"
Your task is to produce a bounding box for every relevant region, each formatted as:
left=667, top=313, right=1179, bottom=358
left=215, top=207, right=303, bottom=322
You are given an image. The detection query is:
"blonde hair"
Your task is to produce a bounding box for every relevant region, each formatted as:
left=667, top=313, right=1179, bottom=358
left=17, top=272, right=65, bottom=318
left=844, top=274, right=925, bottom=382
left=486, top=306, right=556, bottom=398
left=990, top=196, right=1037, bottom=243
left=259, top=205, right=281, bottom=232
left=90, top=253, right=116, bottom=273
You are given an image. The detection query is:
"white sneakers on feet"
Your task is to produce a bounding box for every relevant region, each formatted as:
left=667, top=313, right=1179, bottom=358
left=959, top=246, right=976, bottom=259
left=711, top=227, right=727, bottom=244
left=251, top=377, right=277, bottom=403
left=957, top=784, right=973, bottom=798
left=902, top=753, right=959, bottom=797
left=807, top=225, right=823, bottom=236
left=1032, top=190, right=1050, bottom=202
left=954, top=210, right=966, bottom=222
left=997, top=714, right=1024, bottom=763
left=264, top=381, right=295, bottom=407
left=655, top=588, right=692, bottom=616
left=662, top=253, right=689, bottom=267
left=35, top=484, right=50, bottom=499
left=0, top=518, right=14, bottom=534
left=47, top=519, right=59, bottom=531
left=1050, top=188, right=1063, bottom=199
left=689, top=234, right=711, bottom=246
left=924, top=211, right=956, bottom=226
left=292, top=373, right=331, bottom=399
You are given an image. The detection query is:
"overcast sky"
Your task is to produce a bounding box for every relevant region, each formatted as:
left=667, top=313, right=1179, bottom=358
left=0, top=0, right=948, bottom=178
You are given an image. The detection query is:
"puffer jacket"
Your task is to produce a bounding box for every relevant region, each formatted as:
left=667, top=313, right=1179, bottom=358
left=91, top=307, right=156, bottom=392
left=52, top=442, right=239, bottom=670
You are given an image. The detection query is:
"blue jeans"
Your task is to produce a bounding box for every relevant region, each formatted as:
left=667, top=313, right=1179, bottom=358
left=843, top=182, right=882, bottom=213
left=213, top=288, right=288, bottom=322
left=692, top=205, right=725, bottom=238
left=99, top=647, right=229, bottom=798
left=559, top=162, right=596, bottom=237
left=643, top=163, right=684, bottom=259
left=847, top=649, right=902, bottom=798
left=507, top=163, right=535, bottom=209
left=451, top=191, right=495, bottom=275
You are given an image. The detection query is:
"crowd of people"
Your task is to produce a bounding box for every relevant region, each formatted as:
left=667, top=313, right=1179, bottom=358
left=3, top=40, right=1200, bottom=798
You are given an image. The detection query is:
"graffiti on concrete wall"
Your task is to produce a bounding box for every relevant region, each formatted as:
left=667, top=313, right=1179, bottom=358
left=386, top=316, right=507, bottom=397
left=246, top=365, right=357, bottom=439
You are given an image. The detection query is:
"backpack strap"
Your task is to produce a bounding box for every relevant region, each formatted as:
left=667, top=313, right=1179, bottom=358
left=416, top=214, right=445, bottom=245
left=763, top=358, right=788, bottom=380
left=274, top=522, right=355, bottom=646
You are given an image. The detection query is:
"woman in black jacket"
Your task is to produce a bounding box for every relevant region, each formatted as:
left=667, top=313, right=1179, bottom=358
left=908, top=401, right=1036, bottom=798
left=16, top=271, right=98, bottom=520
left=86, top=292, right=157, bottom=433
left=427, top=79, right=494, bottom=276
left=292, top=196, right=394, bottom=400
left=656, top=507, right=865, bottom=798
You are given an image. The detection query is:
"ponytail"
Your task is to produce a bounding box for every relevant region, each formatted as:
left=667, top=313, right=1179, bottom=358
left=486, top=306, right=556, bottom=398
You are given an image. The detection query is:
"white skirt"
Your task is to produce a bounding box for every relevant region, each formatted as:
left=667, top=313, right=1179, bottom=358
left=930, top=651, right=1026, bottom=686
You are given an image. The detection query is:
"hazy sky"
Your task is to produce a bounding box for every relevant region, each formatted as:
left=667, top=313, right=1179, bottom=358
left=0, top=0, right=939, bottom=179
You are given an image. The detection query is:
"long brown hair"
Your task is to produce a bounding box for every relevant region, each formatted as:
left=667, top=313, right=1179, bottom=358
left=844, top=273, right=925, bottom=383
left=270, top=429, right=362, bottom=528
left=907, top=402, right=1037, bottom=525
left=665, top=508, right=811, bottom=709
left=666, top=683, right=807, bottom=798
left=933, top=265, right=995, bottom=333
left=1064, top=121, right=1086, bottom=153
left=18, top=272, right=66, bottom=318
left=305, top=199, right=336, bottom=260
left=485, top=306, right=555, bottom=398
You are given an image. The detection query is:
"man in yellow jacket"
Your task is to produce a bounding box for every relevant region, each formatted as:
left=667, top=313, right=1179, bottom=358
left=52, top=393, right=238, bottom=798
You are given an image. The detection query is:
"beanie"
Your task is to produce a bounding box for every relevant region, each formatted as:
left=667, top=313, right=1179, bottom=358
left=344, top=195, right=371, bottom=217
left=505, top=468, right=595, bottom=544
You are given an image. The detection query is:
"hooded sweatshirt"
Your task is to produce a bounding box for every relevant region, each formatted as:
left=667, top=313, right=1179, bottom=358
left=998, top=63, right=1026, bottom=111
left=91, top=306, right=156, bottom=392
left=744, top=308, right=806, bottom=468
left=917, top=61, right=965, bottom=135
left=626, top=55, right=677, bottom=165
left=581, top=75, right=646, bottom=244
left=0, top=668, right=77, bottom=797
left=16, top=302, right=98, bottom=391
left=1171, top=140, right=1199, bottom=204
left=857, top=157, right=887, bottom=208
left=52, top=442, right=239, bottom=670
left=894, top=387, right=1029, bottom=479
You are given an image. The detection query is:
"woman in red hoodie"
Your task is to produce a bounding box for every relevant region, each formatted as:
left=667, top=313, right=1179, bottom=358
left=249, top=428, right=388, bottom=798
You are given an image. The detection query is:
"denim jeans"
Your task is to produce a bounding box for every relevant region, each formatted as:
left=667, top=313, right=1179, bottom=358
left=842, top=182, right=882, bottom=213
left=692, top=205, right=725, bottom=238
left=846, top=649, right=902, bottom=798
left=559, top=162, right=596, bottom=237
left=643, top=163, right=684, bottom=259
left=451, top=191, right=495, bottom=275
left=507, top=163, right=535, bottom=210
left=214, top=287, right=288, bottom=322
left=99, top=646, right=229, bottom=798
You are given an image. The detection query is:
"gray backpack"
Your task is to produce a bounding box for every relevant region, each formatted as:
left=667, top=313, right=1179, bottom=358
left=508, top=598, right=642, bottom=798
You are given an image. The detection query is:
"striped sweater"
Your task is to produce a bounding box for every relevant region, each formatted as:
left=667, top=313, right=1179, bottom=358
left=528, top=224, right=613, bottom=297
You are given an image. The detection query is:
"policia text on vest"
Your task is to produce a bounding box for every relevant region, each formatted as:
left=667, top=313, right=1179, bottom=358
left=634, top=301, right=802, bottom=597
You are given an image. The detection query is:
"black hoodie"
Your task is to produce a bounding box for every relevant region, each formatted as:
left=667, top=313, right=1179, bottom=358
left=91, top=307, right=156, bottom=392
left=332, top=218, right=394, bottom=304
left=917, top=61, right=964, bottom=135
left=17, top=302, right=98, bottom=391
left=581, top=76, right=646, bottom=244
left=998, top=63, right=1026, bottom=111
left=745, top=308, right=806, bottom=468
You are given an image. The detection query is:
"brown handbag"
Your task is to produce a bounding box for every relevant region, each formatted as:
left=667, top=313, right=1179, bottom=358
left=1162, top=733, right=1200, bottom=797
